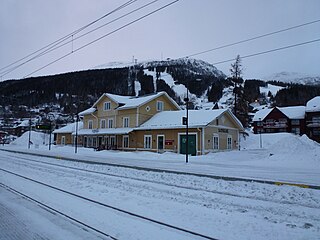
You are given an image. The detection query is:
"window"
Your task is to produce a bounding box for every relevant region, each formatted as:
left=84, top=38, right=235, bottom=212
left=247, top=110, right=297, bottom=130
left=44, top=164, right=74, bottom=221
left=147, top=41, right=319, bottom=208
left=213, top=134, right=219, bottom=150
left=291, top=128, right=300, bottom=135
left=123, top=136, right=129, bottom=148
left=103, top=101, right=111, bottom=111
left=88, top=120, right=93, bottom=129
left=279, top=118, right=287, bottom=123
left=144, top=135, right=152, bottom=149
left=291, top=119, right=300, bottom=125
left=61, top=136, right=66, bottom=145
left=100, top=119, right=106, bottom=128
left=313, top=128, right=320, bottom=136
left=156, top=101, right=164, bottom=111
left=110, top=136, right=116, bottom=147
left=227, top=135, right=232, bottom=150
left=108, top=118, right=114, bottom=128
left=257, top=121, right=263, bottom=126
left=123, top=117, right=129, bottom=128
left=312, top=116, right=320, bottom=123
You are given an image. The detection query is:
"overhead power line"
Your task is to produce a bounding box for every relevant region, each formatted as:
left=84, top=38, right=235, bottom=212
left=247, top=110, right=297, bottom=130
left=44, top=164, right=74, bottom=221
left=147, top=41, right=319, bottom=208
left=210, top=38, right=320, bottom=65
left=184, top=19, right=320, bottom=58
left=0, top=0, right=161, bottom=77
left=23, top=0, right=180, bottom=78
left=0, top=0, right=138, bottom=74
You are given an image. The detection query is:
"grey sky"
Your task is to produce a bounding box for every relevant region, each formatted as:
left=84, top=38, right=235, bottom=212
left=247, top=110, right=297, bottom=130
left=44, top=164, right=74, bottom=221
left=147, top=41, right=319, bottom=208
left=0, top=0, right=319, bottom=81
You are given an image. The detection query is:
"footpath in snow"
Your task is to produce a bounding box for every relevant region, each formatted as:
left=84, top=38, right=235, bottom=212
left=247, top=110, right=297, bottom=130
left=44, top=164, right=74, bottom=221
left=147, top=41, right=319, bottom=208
left=1, top=131, right=320, bottom=186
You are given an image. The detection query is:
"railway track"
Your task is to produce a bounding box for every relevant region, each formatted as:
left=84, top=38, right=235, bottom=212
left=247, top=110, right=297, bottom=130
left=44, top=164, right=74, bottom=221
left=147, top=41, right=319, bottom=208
left=1, top=148, right=319, bottom=190
left=0, top=182, right=116, bottom=240
left=0, top=167, right=219, bottom=240
left=1, top=153, right=319, bottom=210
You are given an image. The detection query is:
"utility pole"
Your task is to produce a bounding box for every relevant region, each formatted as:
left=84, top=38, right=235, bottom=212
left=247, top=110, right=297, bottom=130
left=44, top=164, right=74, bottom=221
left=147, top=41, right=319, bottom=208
left=28, top=118, right=31, bottom=149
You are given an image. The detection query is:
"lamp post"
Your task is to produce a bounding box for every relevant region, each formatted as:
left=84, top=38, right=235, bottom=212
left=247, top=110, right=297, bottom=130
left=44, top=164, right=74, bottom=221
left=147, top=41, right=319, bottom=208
left=184, top=89, right=189, bottom=163
left=183, top=79, right=201, bottom=163
left=75, top=115, right=79, bottom=154
left=259, top=118, right=263, bottom=148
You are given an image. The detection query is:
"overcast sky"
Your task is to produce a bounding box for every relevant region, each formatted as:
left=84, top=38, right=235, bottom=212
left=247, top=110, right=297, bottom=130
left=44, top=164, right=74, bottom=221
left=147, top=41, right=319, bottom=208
left=0, top=0, right=319, bottom=81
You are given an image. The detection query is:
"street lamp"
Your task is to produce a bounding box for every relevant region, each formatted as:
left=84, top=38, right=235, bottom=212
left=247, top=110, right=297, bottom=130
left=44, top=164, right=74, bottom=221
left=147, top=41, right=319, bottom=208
left=75, top=115, right=79, bottom=154
left=259, top=117, right=263, bottom=148
left=183, top=78, right=201, bottom=163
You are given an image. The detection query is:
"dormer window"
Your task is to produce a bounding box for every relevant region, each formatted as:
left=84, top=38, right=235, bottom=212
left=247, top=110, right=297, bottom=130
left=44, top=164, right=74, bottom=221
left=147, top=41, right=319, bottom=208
left=157, top=101, right=164, bottom=111
left=104, top=101, right=111, bottom=111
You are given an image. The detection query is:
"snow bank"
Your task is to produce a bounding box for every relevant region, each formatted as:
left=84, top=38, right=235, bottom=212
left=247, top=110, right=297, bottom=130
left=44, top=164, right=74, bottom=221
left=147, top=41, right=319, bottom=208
left=11, top=131, right=51, bottom=147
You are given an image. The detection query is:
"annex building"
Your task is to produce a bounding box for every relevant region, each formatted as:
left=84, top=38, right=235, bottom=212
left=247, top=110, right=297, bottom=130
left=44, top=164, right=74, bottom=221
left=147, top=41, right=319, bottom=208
left=54, top=91, right=244, bottom=155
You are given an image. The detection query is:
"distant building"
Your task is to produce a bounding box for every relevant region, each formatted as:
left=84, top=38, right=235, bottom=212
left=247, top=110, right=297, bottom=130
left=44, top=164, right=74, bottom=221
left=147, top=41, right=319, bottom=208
left=252, top=96, right=320, bottom=143
left=305, top=96, right=320, bottom=142
left=253, top=106, right=305, bottom=135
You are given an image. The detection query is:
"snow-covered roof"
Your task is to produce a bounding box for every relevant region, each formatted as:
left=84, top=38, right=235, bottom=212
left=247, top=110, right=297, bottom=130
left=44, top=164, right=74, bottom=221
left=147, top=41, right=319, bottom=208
left=78, top=107, right=96, bottom=116
left=252, top=108, right=273, bottom=122
left=16, top=119, right=30, bottom=127
left=253, top=106, right=305, bottom=121
left=92, top=91, right=180, bottom=110
left=53, top=122, right=83, bottom=134
left=76, top=128, right=133, bottom=136
left=279, top=106, right=305, bottom=119
left=306, top=96, right=320, bottom=112
left=138, top=109, right=243, bottom=130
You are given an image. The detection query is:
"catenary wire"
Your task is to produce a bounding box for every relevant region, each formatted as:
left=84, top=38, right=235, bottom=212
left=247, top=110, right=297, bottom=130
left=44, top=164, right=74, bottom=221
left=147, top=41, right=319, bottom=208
left=209, top=38, right=320, bottom=65
left=184, top=18, right=320, bottom=58
left=23, top=0, right=180, bottom=78
left=0, top=0, right=138, bottom=74
left=0, top=0, right=161, bottom=77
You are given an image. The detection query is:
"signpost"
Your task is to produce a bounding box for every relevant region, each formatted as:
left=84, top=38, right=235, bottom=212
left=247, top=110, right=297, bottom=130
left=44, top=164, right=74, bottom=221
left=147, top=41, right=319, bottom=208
left=36, top=124, right=52, bottom=150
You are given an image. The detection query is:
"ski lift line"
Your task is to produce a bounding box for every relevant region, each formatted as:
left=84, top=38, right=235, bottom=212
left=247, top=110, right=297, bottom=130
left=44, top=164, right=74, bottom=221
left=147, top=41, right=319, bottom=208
left=0, top=0, right=162, bottom=78
left=23, top=0, right=180, bottom=78
left=184, top=18, right=320, bottom=58
left=0, top=0, right=138, bottom=73
left=210, top=38, right=320, bottom=66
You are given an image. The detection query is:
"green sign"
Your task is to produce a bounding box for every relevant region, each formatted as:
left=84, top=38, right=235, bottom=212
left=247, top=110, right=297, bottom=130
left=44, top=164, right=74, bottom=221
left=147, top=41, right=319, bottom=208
left=36, top=125, right=51, bottom=130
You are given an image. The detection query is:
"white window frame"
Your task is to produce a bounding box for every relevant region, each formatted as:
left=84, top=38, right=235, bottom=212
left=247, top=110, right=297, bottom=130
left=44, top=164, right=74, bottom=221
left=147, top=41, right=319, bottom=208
left=88, top=120, right=93, bottom=129
left=123, top=117, right=129, bottom=128
left=213, top=134, right=219, bottom=150
left=108, top=118, right=114, bottom=128
left=123, top=135, right=129, bottom=148
left=227, top=135, right=232, bottom=150
left=103, top=101, right=111, bottom=111
left=144, top=135, right=152, bottom=149
left=61, top=136, right=66, bottom=145
left=100, top=119, right=106, bottom=129
left=156, top=100, right=164, bottom=112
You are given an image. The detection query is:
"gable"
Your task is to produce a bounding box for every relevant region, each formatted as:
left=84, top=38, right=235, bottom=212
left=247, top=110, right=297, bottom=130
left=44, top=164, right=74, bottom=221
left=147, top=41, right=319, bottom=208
left=209, top=110, right=244, bottom=130
left=265, top=107, right=288, bottom=120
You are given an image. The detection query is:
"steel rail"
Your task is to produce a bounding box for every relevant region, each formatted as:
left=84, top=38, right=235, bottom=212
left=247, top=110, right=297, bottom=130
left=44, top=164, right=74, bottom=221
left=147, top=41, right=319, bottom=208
left=0, top=167, right=219, bottom=240
left=1, top=148, right=319, bottom=190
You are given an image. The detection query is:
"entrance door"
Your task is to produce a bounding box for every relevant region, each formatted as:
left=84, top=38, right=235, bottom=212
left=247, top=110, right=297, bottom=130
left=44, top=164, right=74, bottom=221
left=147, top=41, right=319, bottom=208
left=98, top=136, right=103, bottom=147
left=157, top=135, right=164, bottom=152
left=180, top=134, right=196, bottom=155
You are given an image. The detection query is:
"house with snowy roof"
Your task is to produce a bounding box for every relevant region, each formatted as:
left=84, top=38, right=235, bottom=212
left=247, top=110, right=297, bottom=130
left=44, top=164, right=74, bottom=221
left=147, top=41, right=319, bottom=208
left=54, top=91, right=245, bottom=154
left=252, top=106, right=306, bottom=135
left=134, top=109, right=244, bottom=155
left=305, top=96, right=320, bottom=142
left=75, top=91, right=180, bottom=150
left=53, top=121, right=83, bottom=145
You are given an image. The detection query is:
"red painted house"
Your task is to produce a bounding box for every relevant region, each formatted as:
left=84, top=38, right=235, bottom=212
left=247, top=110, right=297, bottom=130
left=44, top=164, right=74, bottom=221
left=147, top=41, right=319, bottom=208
left=306, top=96, right=320, bottom=142
left=253, top=106, right=306, bottom=135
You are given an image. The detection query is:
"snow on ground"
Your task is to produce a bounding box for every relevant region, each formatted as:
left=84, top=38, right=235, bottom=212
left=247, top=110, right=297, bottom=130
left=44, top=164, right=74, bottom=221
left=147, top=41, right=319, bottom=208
left=3, top=131, right=320, bottom=185
left=259, top=83, right=284, bottom=96
left=1, top=131, right=320, bottom=239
